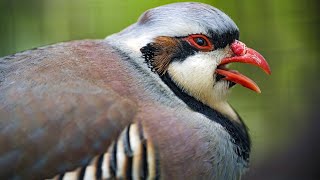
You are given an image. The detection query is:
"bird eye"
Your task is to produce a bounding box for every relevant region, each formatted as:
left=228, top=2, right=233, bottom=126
left=185, top=34, right=213, bottom=51
left=194, top=37, right=207, bottom=46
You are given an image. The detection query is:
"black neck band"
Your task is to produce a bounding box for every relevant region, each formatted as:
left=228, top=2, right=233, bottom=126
left=161, top=73, right=251, bottom=161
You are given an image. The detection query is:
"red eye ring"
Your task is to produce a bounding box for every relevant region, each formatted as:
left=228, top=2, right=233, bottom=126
left=185, top=34, right=214, bottom=51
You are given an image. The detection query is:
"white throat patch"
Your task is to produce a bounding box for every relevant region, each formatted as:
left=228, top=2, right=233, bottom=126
left=167, top=47, right=239, bottom=122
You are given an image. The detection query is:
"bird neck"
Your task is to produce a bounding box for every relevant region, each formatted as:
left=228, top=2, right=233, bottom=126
left=161, top=73, right=251, bottom=162
left=105, top=24, right=155, bottom=62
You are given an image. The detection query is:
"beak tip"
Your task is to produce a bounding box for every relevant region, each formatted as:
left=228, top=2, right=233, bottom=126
left=253, top=86, right=261, bottom=93
left=264, top=63, right=272, bottom=75
left=265, top=69, right=272, bottom=75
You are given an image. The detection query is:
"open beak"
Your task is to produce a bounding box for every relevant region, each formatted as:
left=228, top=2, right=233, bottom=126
left=215, top=40, right=271, bottom=93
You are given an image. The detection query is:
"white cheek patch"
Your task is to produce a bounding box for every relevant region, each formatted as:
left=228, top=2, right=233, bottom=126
left=168, top=53, right=215, bottom=99
left=167, top=48, right=240, bottom=122
left=167, top=49, right=231, bottom=103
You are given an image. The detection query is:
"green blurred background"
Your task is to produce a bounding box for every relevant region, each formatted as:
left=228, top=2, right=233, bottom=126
left=0, top=0, right=319, bottom=179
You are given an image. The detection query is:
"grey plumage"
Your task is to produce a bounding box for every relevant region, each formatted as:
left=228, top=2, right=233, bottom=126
left=0, top=2, right=271, bottom=180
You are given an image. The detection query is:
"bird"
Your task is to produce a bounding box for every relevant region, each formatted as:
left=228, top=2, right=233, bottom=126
left=0, top=2, right=271, bottom=180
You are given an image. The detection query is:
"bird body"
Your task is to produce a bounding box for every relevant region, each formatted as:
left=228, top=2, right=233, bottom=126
left=0, top=2, right=270, bottom=180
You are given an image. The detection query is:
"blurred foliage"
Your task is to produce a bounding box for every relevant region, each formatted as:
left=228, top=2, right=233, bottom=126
left=0, top=0, right=319, bottom=170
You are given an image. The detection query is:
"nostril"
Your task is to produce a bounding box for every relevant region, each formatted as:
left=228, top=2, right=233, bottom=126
left=230, top=40, right=247, bottom=56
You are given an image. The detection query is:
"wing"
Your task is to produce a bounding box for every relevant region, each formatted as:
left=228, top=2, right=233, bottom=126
left=0, top=40, right=138, bottom=179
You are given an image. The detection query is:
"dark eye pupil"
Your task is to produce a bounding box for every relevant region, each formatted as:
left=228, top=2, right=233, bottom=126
left=195, top=37, right=206, bottom=46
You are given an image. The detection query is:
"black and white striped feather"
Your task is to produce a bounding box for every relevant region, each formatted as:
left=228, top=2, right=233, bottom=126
left=47, top=123, right=160, bottom=180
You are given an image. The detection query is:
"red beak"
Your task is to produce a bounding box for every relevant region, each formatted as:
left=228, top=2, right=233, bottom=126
left=215, top=40, right=271, bottom=93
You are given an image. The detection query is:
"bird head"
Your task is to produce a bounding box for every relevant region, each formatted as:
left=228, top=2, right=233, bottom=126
left=106, top=2, right=270, bottom=114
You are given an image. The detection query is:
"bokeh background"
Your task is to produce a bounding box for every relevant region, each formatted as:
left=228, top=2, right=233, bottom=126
left=0, top=0, right=319, bottom=179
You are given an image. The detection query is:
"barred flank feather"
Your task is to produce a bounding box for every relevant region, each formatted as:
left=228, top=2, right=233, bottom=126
left=46, top=123, right=160, bottom=180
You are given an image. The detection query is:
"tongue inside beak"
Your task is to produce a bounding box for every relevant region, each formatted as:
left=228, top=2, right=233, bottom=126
left=216, top=40, right=271, bottom=93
